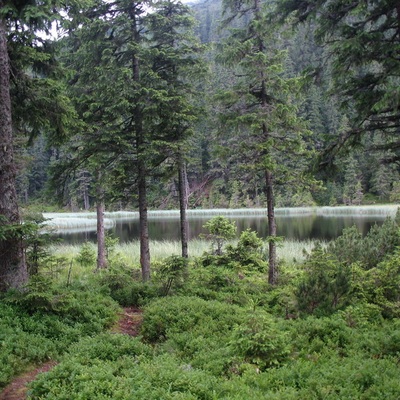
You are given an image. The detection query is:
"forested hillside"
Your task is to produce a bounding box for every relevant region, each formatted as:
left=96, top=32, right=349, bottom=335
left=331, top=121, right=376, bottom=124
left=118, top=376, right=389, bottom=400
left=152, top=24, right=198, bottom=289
left=12, top=0, right=400, bottom=212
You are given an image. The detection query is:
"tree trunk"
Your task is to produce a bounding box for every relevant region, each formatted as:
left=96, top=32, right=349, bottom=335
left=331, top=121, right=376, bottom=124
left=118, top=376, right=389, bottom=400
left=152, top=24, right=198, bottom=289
left=138, top=164, right=150, bottom=281
left=178, top=153, right=189, bottom=258
left=96, top=175, right=106, bottom=270
left=260, top=57, right=278, bottom=284
left=265, top=169, right=277, bottom=285
left=130, top=5, right=151, bottom=281
left=82, top=171, right=90, bottom=210
left=0, top=17, right=28, bottom=291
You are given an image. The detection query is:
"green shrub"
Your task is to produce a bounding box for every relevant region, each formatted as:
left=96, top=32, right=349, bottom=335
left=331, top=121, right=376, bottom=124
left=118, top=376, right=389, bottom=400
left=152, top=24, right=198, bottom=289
left=229, top=311, right=290, bottom=371
left=96, top=264, right=159, bottom=306
left=201, top=216, right=237, bottom=255
left=290, top=315, right=352, bottom=356
left=353, top=249, right=400, bottom=318
left=153, top=255, right=188, bottom=295
left=76, top=241, right=96, bottom=268
left=29, top=352, right=220, bottom=400
left=225, top=229, right=268, bottom=273
left=65, top=333, right=152, bottom=363
left=295, top=244, right=352, bottom=315
left=0, top=284, right=118, bottom=390
left=229, top=353, right=400, bottom=399
left=337, top=303, right=383, bottom=328
left=111, top=281, right=160, bottom=307
left=141, top=296, right=245, bottom=344
left=328, top=215, right=400, bottom=270
left=140, top=296, right=249, bottom=374
left=0, top=277, right=120, bottom=389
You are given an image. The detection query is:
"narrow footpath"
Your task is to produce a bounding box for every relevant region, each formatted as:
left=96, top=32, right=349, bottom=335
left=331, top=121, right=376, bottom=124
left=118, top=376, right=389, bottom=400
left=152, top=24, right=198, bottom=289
left=0, top=307, right=143, bottom=400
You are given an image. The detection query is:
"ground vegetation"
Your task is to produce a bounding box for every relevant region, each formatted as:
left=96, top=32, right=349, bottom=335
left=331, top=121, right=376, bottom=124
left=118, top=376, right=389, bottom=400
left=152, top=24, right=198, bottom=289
left=0, top=216, right=399, bottom=398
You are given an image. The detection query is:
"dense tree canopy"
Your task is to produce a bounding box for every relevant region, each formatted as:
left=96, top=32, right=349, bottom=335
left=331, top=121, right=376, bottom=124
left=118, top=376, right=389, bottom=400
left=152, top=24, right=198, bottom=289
left=2, top=0, right=400, bottom=290
left=274, top=0, right=400, bottom=165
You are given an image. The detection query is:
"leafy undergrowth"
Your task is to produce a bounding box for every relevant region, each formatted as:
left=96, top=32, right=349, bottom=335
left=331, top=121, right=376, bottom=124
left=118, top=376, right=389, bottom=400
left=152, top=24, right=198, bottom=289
left=0, top=277, right=119, bottom=391
left=2, top=218, right=400, bottom=398
left=27, top=297, right=400, bottom=399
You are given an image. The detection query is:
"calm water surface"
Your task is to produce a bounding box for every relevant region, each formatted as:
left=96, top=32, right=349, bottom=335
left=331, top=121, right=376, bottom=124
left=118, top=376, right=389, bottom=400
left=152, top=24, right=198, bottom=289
left=55, top=213, right=389, bottom=244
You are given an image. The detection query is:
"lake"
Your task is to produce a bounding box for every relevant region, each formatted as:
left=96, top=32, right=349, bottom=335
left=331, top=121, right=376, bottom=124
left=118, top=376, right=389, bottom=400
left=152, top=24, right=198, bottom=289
left=44, top=205, right=399, bottom=244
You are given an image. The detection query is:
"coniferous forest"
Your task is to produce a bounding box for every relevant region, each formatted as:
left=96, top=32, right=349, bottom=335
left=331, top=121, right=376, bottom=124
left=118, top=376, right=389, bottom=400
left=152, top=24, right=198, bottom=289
left=1, top=0, right=400, bottom=398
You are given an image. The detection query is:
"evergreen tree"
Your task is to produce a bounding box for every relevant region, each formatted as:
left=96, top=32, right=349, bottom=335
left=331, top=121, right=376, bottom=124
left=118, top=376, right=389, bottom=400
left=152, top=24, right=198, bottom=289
left=0, top=0, right=77, bottom=291
left=216, top=0, right=313, bottom=284
left=55, top=0, right=204, bottom=275
left=145, top=0, right=206, bottom=258
left=342, top=154, right=362, bottom=205
left=0, top=4, right=27, bottom=291
left=275, top=0, right=400, bottom=164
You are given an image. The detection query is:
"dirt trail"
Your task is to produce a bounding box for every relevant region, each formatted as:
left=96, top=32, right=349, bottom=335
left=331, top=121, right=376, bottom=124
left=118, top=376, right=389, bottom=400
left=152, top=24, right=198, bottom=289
left=0, top=307, right=143, bottom=400
left=111, top=306, right=143, bottom=336
left=0, top=362, right=57, bottom=400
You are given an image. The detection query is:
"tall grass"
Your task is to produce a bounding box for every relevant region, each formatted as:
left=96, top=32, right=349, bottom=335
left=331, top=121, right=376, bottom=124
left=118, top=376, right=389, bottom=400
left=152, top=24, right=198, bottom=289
left=43, top=217, right=115, bottom=230
left=50, top=238, right=320, bottom=269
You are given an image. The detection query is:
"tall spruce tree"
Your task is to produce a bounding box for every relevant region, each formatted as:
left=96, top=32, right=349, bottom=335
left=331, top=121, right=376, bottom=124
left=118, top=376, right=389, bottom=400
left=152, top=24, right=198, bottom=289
left=56, top=0, right=204, bottom=275
left=0, top=0, right=76, bottom=291
left=145, top=0, right=205, bottom=258
left=53, top=0, right=145, bottom=273
left=0, top=4, right=27, bottom=291
left=217, top=0, right=312, bottom=284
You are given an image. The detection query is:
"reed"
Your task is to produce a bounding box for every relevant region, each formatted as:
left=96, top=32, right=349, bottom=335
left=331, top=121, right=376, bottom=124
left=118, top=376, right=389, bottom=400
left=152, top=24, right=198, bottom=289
left=42, top=205, right=399, bottom=230
left=315, top=204, right=399, bottom=216
left=50, top=238, right=320, bottom=269
left=43, top=217, right=115, bottom=230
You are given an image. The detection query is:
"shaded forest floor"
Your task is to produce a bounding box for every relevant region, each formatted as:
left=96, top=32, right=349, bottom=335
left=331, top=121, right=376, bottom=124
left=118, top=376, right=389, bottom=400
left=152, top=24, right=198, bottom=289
left=0, top=307, right=143, bottom=400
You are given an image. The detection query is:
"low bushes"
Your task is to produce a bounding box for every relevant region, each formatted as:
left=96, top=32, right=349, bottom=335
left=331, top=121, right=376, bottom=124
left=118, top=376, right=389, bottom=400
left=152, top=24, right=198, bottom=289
left=3, top=217, right=400, bottom=398
left=0, top=280, right=119, bottom=389
left=29, top=335, right=219, bottom=400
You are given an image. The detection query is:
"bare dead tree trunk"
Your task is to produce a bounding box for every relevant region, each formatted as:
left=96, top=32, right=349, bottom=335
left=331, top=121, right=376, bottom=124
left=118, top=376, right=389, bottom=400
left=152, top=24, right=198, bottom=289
left=178, top=153, right=189, bottom=258
left=0, top=17, right=27, bottom=291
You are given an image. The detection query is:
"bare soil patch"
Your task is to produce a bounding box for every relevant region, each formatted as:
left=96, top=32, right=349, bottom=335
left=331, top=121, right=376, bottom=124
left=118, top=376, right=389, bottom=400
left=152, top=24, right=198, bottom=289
left=111, top=306, right=143, bottom=336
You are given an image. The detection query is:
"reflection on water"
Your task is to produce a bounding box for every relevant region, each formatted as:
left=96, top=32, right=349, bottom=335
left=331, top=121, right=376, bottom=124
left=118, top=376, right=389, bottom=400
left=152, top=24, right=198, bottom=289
left=55, top=213, right=387, bottom=244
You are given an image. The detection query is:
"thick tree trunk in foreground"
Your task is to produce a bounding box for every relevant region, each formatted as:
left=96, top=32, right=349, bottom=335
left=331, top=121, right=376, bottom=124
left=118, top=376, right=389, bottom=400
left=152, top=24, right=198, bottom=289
left=178, top=154, right=189, bottom=258
left=265, top=169, right=277, bottom=285
left=0, top=17, right=28, bottom=291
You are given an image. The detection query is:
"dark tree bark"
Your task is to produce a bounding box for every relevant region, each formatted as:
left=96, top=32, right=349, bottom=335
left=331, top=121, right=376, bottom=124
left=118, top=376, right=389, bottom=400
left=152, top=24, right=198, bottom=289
left=82, top=170, right=90, bottom=210
left=130, top=5, right=151, bottom=281
left=96, top=199, right=106, bottom=269
left=0, top=16, right=28, bottom=291
left=265, top=169, right=277, bottom=285
left=260, top=66, right=278, bottom=285
left=178, top=153, right=189, bottom=258
left=138, top=160, right=150, bottom=281
left=96, top=173, right=106, bottom=270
